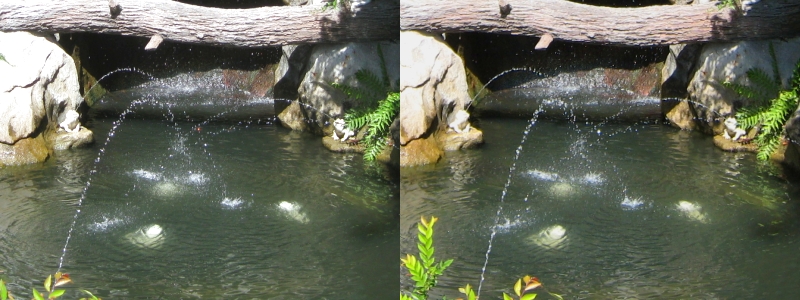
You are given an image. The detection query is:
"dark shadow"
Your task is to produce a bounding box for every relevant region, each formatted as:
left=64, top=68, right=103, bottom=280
left=59, top=33, right=281, bottom=92
left=317, top=0, right=399, bottom=47
left=174, top=0, right=284, bottom=8
left=567, top=0, right=670, bottom=7
left=446, top=32, right=668, bottom=91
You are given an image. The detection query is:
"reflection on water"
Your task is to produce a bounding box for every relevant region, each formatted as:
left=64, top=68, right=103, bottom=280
left=0, top=118, right=398, bottom=299
left=401, top=118, right=800, bottom=299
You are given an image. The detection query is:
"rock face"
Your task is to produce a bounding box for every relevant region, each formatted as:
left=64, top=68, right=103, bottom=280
left=666, top=38, right=800, bottom=133
left=0, top=32, right=93, bottom=166
left=300, top=42, right=398, bottom=131
left=400, top=31, right=483, bottom=166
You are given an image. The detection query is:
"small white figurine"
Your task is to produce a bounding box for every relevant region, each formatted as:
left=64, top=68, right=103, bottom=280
left=722, top=117, right=746, bottom=141
left=447, top=110, right=471, bottom=134
left=332, top=118, right=355, bottom=142
left=58, top=110, right=81, bottom=133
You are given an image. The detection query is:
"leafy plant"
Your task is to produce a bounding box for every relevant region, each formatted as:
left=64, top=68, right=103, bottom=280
left=724, top=43, right=800, bottom=160
left=717, top=0, right=737, bottom=9
left=457, top=275, right=563, bottom=300
left=400, top=216, right=453, bottom=300
left=0, top=53, right=8, bottom=65
left=332, top=43, right=399, bottom=161
left=0, top=274, right=100, bottom=300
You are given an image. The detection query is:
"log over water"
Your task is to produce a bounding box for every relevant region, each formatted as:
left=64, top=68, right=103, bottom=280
left=0, top=0, right=399, bottom=47
left=401, top=0, right=800, bottom=46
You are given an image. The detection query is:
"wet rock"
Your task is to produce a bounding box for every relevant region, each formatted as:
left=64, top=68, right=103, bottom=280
left=322, top=136, right=364, bottom=153
left=685, top=38, right=800, bottom=133
left=52, top=127, right=94, bottom=150
left=400, top=31, right=482, bottom=166
left=0, top=31, right=92, bottom=166
left=400, top=31, right=471, bottom=145
left=292, top=41, right=399, bottom=134
left=438, top=129, right=483, bottom=151
left=400, top=136, right=442, bottom=167
left=712, top=135, right=758, bottom=153
left=277, top=101, right=310, bottom=131
left=0, top=135, right=51, bottom=167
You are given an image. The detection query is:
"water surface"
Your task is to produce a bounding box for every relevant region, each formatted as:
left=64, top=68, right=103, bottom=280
left=401, top=118, right=800, bottom=299
left=1, top=118, right=398, bottom=299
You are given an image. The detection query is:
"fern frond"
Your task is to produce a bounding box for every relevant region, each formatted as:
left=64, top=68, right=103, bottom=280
left=746, top=68, right=780, bottom=99
left=769, top=42, right=780, bottom=88
left=792, top=59, right=800, bottom=94
left=354, top=69, right=386, bottom=99
left=724, top=81, right=761, bottom=101
left=377, top=43, right=391, bottom=89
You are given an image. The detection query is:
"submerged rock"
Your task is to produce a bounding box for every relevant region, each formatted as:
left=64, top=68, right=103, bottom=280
left=527, top=225, right=568, bottom=249
left=126, top=224, right=165, bottom=249
left=676, top=200, right=708, bottom=223
left=277, top=201, right=310, bottom=224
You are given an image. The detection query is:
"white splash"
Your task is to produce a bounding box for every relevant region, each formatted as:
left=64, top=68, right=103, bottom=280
left=621, top=196, right=644, bottom=210
left=578, top=172, right=606, bottom=185
left=221, top=197, right=244, bottom=209
left=494, top=218, right=525, bottom=233
left=277, top=201, right=309, bottom=224
left=526, top=169, right=559, bottom=182
left=126, top=224, right=165, bottom=249
left=182, top=172, right=208, bottom=185
left=527, top=225, right=568, bottom=249
left=131, top=169, right=163, bottom=181
left=89, top=216, right=125, bottom=232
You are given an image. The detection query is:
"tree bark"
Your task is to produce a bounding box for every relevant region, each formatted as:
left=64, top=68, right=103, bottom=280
left=0, top=0, right=399, bottom=47
left=401, top=0, right=800, bottom=46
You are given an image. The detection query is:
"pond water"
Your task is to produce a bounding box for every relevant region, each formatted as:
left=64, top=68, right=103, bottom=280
left=401, top=118, right=800, bottom=299
left=1, top=117, right=398, bottom=299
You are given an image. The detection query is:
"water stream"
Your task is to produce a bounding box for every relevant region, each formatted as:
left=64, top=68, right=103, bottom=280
left=1, top=80, right=398, bottom=298
left=401, top=118, right=800, bottom=299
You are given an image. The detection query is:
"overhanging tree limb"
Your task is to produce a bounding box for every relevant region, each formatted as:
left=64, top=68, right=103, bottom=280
left=401, top=0, right=800, bottom=46
left=0, top=0, right=399, bottom=47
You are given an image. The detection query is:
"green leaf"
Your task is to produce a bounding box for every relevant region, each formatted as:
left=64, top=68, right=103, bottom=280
left=503, top=293, right=514, bottom=300
left=44, top=274, right=52, bottom=292
left=32, top=288, right=44, bottom=300
left=49, top=289, right=65, bottom=299
left=520, top=293, right=537, bottom=300
left=81, top=290, right=100, bottom=300
left=1, top=279, right=7, bottom=300
left=0, top=53, right=7, bottom=65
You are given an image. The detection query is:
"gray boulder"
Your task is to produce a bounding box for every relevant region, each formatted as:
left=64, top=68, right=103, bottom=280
left=0, top=32, right=92, bottom=166
left=287, top=41, right=399, bottom=134
left=399, top=31, right=482, bottom=166
left=674, top=38, right=800, bottom=133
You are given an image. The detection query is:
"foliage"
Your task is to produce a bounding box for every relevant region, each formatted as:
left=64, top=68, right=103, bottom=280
left=0, top=53, right=8, bottom=65
left=400, top=216, right=561, bottom=300
left=332, top=43, right=399, bottom=161
left=717, top=0, right=736, bottom=9
left=322, top=0, right=339, bottom=11
left=400, top=216, right=453, bottom=300
left=0, top=274, right=100, bottom=300
left=723, top=43, right=800, bottom=160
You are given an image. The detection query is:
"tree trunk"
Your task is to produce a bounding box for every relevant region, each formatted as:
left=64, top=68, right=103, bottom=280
left=0, top=0, right=399, bottom=47
left=401, top=0, right=800, bottom=46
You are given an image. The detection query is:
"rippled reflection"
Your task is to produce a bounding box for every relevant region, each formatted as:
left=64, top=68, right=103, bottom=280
left=401, top=119, right=800, bottom=299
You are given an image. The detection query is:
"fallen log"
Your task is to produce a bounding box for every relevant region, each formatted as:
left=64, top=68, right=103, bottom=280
left=0, top=0, right=399, bottom=48
left=401, top=0, right=800, bottom=46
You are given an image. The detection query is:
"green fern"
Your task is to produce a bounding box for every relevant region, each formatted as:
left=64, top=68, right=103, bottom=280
left=0, top=53, right=8, bottom=65
left=332, top=43, right=398, bottom=161
left=726, top=44, right=800, bottom=161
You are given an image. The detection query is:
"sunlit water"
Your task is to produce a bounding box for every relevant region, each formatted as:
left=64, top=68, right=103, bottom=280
left=1, top=118, right=398, bottom=299
left=401, top=118, right=800, bottom=299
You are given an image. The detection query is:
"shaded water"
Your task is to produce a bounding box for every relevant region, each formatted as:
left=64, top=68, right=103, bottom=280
left=401, top=118, right=800, bottom=299
left=1, top=118, right=398, bottom=298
